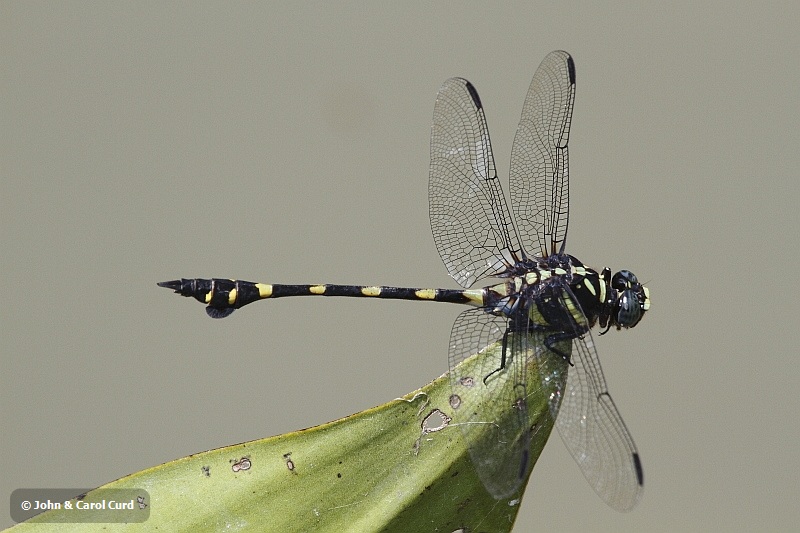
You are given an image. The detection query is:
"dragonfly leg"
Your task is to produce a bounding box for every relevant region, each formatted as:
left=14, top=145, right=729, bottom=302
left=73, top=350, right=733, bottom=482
left=543, top=330, right=577, bottom=365
left=483, top=327, right=512, bottom=384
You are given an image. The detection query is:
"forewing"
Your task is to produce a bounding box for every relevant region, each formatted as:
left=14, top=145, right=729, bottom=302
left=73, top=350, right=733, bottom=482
left=546, top=290, right=644, bottom=511
left=430, top=78, right=524, bottom=288
left=509, top=50, right=576, bottom=257
left=447, top=308, right=530, bottom=499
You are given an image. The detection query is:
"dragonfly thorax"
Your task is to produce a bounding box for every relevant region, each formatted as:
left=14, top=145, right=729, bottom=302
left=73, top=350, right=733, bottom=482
left=483, top=253, right=580, bottom=318
left=482, top=254, right=649, bottom=337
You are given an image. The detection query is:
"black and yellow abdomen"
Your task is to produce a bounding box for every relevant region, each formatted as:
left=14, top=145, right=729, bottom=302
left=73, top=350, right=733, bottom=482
left=158, top=278, right=485, bottom=318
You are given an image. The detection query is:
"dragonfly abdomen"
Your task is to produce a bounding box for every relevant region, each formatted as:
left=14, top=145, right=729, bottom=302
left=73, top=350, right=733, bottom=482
left=157, top=278, right=485, bottom=318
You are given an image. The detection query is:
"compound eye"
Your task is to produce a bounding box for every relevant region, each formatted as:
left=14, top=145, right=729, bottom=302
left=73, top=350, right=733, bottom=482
left=612, top=270, right=639, bottom=291
left=616, top=289, right=643, bottom=327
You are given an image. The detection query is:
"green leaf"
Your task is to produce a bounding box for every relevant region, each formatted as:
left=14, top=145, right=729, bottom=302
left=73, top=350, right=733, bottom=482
left=8, top=338, right=557, bottom=533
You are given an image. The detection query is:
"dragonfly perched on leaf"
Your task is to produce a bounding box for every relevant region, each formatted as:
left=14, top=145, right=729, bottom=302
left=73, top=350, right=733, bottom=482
left=160, top=50, right=649, bottom=512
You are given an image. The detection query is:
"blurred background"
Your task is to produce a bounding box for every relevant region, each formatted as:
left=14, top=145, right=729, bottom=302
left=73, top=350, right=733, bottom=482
left=3, top=2, right=799, bottom=531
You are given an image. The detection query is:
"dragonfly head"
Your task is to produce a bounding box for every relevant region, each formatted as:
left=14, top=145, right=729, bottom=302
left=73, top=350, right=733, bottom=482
left=599, top=269, right=650, bottom=335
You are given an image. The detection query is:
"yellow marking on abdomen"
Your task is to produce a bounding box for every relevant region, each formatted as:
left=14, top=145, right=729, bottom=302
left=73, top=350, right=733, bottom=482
left=462, top=289, right=485, bottom=306
left=228, top=288, right=237, bottom=305
left=361, top=286, right=382, bottom=296
left=415, top=289, right=436, bottom=300
left=489, top=282, right=508, bottom=296
left=309, top=285, right=326, bottom=295
left=256, top=283, right=273, bottom=298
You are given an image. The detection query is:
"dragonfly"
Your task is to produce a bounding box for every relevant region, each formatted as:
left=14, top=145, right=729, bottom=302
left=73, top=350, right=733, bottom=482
left=159, top=50, right=649, bottom=512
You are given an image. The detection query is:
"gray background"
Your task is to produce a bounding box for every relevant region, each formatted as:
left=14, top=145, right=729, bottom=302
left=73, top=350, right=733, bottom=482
left=3, top=2, right=799, bottom=531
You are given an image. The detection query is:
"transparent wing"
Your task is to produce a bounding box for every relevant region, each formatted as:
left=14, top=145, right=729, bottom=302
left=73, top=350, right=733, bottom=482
left=448, top=308, right=547, bottom=499
left=541, top=290, right=644, bottom=512
left=509, top=50, right=576, bottom=258
left=430, top=78, right=525, bottom=288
